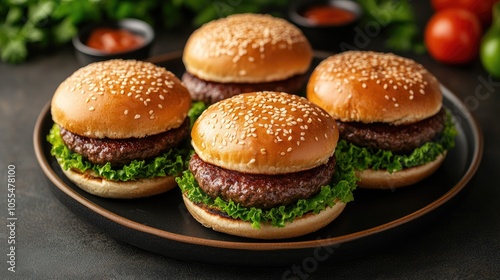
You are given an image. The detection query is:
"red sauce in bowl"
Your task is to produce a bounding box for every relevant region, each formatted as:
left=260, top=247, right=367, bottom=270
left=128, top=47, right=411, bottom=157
left=302, top=5, right=356, bottom=26
left=86, top=28, right=144, bottom=53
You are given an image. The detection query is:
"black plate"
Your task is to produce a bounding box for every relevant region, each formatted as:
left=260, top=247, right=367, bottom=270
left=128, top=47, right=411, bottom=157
left=34, top=52, right=483, bottom=266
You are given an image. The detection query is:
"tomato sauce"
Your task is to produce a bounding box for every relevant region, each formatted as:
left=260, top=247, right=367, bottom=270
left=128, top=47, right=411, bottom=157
left=302, top=5, right=356, bottom=25
left=86, top=28, right=144, bottom=53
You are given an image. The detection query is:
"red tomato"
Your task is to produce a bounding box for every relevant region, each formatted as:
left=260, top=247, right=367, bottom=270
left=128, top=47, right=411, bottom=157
left=425, top=8, right=482, bottom=64
left=431, top=0, right=498, bottom=26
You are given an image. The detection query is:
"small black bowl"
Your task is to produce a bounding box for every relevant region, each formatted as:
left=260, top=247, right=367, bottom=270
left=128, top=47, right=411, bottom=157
left=72, top=18, right=155, bottom=65
left=288, top=0, right=363, bottom=52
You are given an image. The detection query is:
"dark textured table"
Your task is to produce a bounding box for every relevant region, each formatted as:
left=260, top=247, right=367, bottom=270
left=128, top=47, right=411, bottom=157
left=1, top=2, right=499, bottom=279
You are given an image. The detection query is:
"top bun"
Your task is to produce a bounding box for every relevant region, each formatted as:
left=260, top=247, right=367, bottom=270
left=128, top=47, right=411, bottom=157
left=51, top=59, right=191, bottom=139
left=183, top=13, right=313, bottom=83
left=307, top=51, right=442, bottom=125
left=191, top=91, right=339, bottom=174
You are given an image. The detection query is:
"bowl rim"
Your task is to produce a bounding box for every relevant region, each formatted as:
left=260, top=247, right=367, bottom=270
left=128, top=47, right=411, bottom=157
left=288, top=0, right=364, bottom=28
left=72, top=18, right=155, bottom=57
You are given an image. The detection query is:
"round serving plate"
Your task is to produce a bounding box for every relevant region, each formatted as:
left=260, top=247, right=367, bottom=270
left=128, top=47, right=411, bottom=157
left=34, top=51, right=483, bottom=266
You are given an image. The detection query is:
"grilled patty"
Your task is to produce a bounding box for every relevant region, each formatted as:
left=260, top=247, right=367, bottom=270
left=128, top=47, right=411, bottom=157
left=188, top=154, right=336, bottom=209
left=181, top=72, right=308, bottom=104
left=337, top=108, right=446, bottom=154
left=60, top=118, right=190, bottom=167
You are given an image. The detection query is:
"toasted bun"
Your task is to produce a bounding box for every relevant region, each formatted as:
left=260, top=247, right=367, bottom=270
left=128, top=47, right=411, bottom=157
left=182, top=194, right=346, bottom=239
left=183, top=13, right=313, bottom=83
left=307, top=51, right=442, bottom=125
left=356, top=153, right=446, bottom=189
left=51, top=59, right=191, bottom=139
left=62, top=168, right=177, bottom=198
left=191, top=91, right=339, bottom=174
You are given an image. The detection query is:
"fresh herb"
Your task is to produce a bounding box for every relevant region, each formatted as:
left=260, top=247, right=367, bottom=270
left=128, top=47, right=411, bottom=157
left=355, top=0, right=425, bottom=53
left=0, top=0, right=287, bottom=63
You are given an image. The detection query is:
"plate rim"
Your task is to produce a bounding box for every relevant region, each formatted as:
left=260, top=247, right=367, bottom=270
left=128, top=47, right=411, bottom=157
left=33, top=57, right=483, bottom=252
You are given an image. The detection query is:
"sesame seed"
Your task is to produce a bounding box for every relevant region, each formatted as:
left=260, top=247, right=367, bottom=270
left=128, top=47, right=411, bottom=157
left=88, top=106, right=95, bottom=111
left=134, top=114, right=141, bottom=119
left=124, top=110, right=128, bottom=115
left=313, top=51, right=434, bottom=105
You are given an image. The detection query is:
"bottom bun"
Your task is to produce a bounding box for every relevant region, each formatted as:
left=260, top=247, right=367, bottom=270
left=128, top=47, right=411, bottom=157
left=182, top=194, right=346, bottom=239
left=62, top=168, right=178, bottom=199
left=356, top=153, right=446, bottom=189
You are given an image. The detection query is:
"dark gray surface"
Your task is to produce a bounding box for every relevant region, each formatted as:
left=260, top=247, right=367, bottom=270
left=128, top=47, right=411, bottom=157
left=1, top=2, right=500, bottom=279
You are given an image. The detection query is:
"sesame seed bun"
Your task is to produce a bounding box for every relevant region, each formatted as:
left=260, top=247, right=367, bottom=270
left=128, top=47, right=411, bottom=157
left=49, top=59, right=191, bottom=199
left=307, top=51, right=442, bottom=125
left=62, top=168, right=178, bottom=199
left=51, top=59, right=191, bottom=139
left=182, top=194, right=346, bottom=240
left=191, top=91, right=339, bottom=174
left=307, top=51, right=449, bottom=190
left=183, top=13, right=313, bottom=84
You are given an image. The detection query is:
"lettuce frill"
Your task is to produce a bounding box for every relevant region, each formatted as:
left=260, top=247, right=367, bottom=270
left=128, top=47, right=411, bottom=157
left=335, top=111, right=458, bottom=173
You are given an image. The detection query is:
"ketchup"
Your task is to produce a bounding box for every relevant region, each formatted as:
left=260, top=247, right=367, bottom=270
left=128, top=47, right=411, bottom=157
left=302, top=5, right=356, bottom=26
left=86, top=28, right=144, bottom=53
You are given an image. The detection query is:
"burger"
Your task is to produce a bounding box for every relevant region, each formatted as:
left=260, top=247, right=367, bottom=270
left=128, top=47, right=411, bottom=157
left=176, top=91, right=357, bottom=239
left=307, top=51, right=457, bottom=189
left=47, top=59, right=192, bottom=198
left=181, top=13, right=313, bottom=105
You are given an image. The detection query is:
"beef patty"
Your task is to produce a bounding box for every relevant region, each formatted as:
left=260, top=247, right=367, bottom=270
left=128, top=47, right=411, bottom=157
left=181, top=72, right=308, bottom=104
left=60, top=118, right=190, bottom=167
left=189, top=154, right=336, bottom=209
left=337, top=108, right=446, bottom=154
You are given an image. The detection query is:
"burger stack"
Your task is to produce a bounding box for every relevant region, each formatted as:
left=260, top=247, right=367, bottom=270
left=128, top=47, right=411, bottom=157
left=47, top=13, right=455, bottom=239
left=307, top=51, right=456, bottom=189
left=181, top=13, right=313, bottom=104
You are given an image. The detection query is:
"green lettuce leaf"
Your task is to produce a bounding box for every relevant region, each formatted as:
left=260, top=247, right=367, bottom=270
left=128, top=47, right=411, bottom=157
left=47, top=101, right=208, bottom=182
left=47, top=124, right=189, bottom=181
left=175, top=165, right=357, bottom=229
left=335, top=111, right=458, bottom=173
left=188, top=101, right=208, bottom=128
